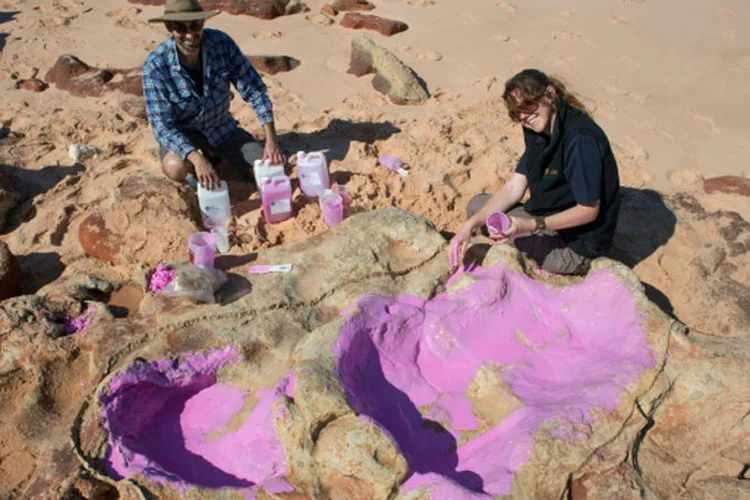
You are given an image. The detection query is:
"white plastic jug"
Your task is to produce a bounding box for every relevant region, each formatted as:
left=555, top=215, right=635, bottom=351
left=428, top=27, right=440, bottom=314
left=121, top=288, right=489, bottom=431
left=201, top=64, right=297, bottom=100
left=253, top=159, right=285, bottom=193
left=296, top=151, right=330, bottom=198
left=197, top=180, right=231, bottom=223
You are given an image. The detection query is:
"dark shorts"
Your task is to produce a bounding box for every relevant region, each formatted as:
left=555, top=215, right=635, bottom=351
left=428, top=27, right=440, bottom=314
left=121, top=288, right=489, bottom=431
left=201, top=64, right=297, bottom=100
left=159, top=127, right=264, bottom=174
left=467, top=193, right=592, bottom=276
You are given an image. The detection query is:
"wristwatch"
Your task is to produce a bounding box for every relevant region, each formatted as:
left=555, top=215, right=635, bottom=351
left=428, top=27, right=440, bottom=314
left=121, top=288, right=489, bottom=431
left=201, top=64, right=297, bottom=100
left=532, top=215, right=546, bottom=235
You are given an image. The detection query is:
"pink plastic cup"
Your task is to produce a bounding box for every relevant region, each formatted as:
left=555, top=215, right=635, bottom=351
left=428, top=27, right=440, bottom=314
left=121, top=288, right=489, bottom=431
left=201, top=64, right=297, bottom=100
left=188, top=232, right=216, bottom=268
left=486, top=212, right=511, bottom=234
left=319, top=190, right=344, bottom=228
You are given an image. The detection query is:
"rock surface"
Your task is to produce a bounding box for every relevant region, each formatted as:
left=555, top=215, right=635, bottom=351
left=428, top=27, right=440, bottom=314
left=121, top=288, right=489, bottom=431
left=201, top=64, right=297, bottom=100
left=348, top=36, right=429, bottom=105
left=332, top=0, right=375, bottom=11
left=78, top=174, right=199, bottom=266
left=340, top=12, right=409, bottom=36
left=0, top=241, right=21, bottom=300
left=704, top=175, right=750, bottom=197
left=126, top=0, right=309, bottom=19
left=45, top=55, right=143, bottom=98
left=248, top=55, right=302, bottom=75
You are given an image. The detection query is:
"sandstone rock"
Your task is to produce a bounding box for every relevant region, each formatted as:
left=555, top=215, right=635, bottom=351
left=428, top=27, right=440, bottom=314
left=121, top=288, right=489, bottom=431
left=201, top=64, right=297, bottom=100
left=78, top=174, right=199, bottom=266
left=704, top=175, right=750, bottom=197
left=340, top=12, right=408, bottom=36
left=127, top=0, right=309, bottom=19
left=16, top=78, right=48, bottom=92
left=117, top=94, right=147, bottom=120
left=0, top=241, right=21, bottom=301
left=306, top=12, right=334, bottom=25
left=332, top=0, right=375, bottom=11
left=248, top=55, right=301, bottom=75
left=321, top=3, right=337, bottom=16
left=348, top=36, right=429, bottom=105
left=45, top=55, right=143, bottom=98
left=0, top=168, right=20, bottom=232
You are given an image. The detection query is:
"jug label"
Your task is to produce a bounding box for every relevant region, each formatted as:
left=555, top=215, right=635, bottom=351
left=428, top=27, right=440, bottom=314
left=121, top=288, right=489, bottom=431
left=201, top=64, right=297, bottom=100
left=270, top=199, right=292, bottom=215
left=302, top=172, right=322, bottom=187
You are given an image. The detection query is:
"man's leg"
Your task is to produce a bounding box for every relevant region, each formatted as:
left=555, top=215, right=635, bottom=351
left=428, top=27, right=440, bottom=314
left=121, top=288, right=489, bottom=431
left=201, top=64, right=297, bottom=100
left=214, top=127, right=264, bottom=182
left=159, top=131, right=212, bottom=182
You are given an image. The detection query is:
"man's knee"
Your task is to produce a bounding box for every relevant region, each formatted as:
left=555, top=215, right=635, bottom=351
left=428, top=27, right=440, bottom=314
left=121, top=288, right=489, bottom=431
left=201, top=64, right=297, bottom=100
left=240, top=141, right=264, bottom=165
left=162, top=152, right=191, bottom=182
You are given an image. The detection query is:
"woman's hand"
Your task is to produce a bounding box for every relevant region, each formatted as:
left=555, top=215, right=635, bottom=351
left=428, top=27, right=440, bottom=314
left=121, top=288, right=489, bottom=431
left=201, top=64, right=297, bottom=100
left=449, top=220, right=477, bottom=269
left=489, top=216, right=535, bottom=245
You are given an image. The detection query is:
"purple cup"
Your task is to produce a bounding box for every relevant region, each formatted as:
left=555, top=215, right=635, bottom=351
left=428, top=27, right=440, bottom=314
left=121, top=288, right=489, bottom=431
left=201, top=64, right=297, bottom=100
left=486, top=212, right=511, bottom=234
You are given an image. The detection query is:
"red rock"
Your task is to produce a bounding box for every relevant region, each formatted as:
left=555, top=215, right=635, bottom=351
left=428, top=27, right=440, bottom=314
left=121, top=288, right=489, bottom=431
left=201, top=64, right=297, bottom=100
left=248, top=55, right=301, bottom=75
left=332, top=0, right=374, bottom=11
left=118, top=95, right=148, bottom=120
left=126, top=0, right=309, bottom=19
left=340, top=13, right=408, bottom=36
left=16, top=78, right=48, bottom=92
left=79, top=213, right=120, bottom=265
left=45, top=55, right=143, bottom=98
left=704, top=176, right=750, bottom=197
left=0, top=241, right=21, bottom=300
left=321, top=3, right=338, bottom=16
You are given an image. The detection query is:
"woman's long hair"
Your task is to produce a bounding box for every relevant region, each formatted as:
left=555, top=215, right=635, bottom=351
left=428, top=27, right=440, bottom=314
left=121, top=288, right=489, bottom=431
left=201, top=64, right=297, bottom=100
left=502, top=69, right=591, bottom=120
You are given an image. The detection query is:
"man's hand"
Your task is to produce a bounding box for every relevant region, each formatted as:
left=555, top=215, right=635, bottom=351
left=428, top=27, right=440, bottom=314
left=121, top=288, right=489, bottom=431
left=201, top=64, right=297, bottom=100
left=188, top=150, right=221, bottom=190
left=489, top=216, right=535, bottom=245
left=449, top=220, right=478, bottom=270
left=263, top=137, right=286, bottom=165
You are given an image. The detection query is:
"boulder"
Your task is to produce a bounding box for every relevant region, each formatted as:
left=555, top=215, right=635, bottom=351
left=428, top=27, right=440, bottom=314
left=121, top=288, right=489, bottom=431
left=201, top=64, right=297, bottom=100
left=348, top=36, right=429, bottom=105
left=704, top=175, right=750, bottom=197
left=78, top=174, right=199, bottom=266
left=117, top=94, right=147, bottom=120
left=332, top=0, right=375, bottom=11
left=126, top=0, right=309, bottom=19
left=0, top=168, right=20, bottom=232
left=340, top=12, right=408, bottom=36
left=248, top=55, right=301, bottom=75
left=321, top=3, right=337, bottom=16
left=0, top=241, right=21, bottom=300
left=16, top=78, right=48, bottom=92
left=45, top=55, right=143, bottom=98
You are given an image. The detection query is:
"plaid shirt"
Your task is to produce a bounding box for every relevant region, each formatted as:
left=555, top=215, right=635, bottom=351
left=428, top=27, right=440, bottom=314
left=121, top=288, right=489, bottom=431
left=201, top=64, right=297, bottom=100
left=143, top=29, right=274, bottom=159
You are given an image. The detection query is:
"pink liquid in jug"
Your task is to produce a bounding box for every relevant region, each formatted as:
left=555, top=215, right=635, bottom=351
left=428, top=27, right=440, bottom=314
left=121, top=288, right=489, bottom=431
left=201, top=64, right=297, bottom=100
left=260, top=175, right=294, bottom=223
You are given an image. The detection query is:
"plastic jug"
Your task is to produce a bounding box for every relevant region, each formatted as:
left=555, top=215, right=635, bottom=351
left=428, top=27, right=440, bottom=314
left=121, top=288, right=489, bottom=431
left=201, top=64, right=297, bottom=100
left=197, top=180, right=231, bottom=223
left=188, top=232, right=216, bottom=268
left=253, top=159, right=285, bottom=193
left=319, top=189, right=344, bottom=228
left=296, top=151, right=330, bottom=198
left=260, top=175, right=294, bottom=223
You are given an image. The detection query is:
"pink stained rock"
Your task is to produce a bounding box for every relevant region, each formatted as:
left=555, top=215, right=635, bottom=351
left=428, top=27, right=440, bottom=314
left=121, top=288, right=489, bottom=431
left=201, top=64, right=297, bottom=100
left=148, top=264, right=176, bottom=293
left=333, top=264, right=655, bottom=497
left=340, top=13, right=409, bottom=36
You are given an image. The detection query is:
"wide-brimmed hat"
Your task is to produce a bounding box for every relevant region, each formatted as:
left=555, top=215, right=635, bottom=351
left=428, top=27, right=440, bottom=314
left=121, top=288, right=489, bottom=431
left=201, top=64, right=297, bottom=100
left=148, top=0, right=220, bottom=23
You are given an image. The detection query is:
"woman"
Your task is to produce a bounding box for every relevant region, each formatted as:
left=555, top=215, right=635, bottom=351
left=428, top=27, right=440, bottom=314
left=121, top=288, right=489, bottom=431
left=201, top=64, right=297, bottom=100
left=449, top=69, right=621, bottom=275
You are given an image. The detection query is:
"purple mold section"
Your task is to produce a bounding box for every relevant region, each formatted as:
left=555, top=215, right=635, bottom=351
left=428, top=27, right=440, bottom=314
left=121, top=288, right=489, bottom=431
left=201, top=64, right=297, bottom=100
left=100, top=346, right=295, bottom=495
left=333, top=265, right=655, bottom=497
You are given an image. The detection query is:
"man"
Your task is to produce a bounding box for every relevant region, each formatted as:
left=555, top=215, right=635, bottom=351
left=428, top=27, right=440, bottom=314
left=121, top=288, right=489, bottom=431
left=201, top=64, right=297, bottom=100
left=143, top=0, right=285, bottom=190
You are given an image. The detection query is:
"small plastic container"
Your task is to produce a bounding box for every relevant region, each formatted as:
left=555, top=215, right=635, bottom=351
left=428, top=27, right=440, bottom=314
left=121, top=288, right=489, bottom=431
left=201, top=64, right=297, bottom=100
left=260, top=175, right=294, bottom=223
left=378, top=155, right=408, bottom=176
left=296, top=151, right=330, bottom=198
left=211, top=226, right=230, bottom=253
left=188, top=232, right=216, bottom=268
left=253, top=159, right=285, bottom=195
left=486, top=212, right=511, bottom=234
left=197, top=180, right=231, bottom=223
left=319, top=189, right=344, bottom=228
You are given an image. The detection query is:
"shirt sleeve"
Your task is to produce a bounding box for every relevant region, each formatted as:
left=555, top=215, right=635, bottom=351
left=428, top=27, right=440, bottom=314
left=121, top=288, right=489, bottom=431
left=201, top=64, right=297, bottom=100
left=563, top=134, right=604, bottom=204
left=515, top=152, right=528, bottom=175
left=142, top=60, right=195, bottom=160
left=225, top=36, right=274, bottom=125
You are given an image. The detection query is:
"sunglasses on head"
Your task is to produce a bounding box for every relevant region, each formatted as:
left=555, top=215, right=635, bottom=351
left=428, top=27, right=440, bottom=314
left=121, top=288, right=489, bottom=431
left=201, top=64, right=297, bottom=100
left=509, top=101, right=539, bottom=123
left=168, top=20, right=204, bottom=33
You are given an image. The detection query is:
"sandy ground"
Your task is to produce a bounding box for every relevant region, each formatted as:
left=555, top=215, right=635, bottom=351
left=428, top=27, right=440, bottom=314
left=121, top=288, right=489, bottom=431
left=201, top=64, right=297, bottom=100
left=0, top=0, right=748, bottom=297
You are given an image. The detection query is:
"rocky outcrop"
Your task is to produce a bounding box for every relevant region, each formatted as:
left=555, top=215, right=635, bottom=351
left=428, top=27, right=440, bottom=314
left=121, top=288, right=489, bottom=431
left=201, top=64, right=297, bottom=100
left=340, top=12, right=408, bottom=36
left=704, top=175, right=750, bottom=197
left=78, top=174, right=199, bottom=266
left=127, top=0, right=309, bottom=19
left=332, top=0, right=375, bottom=11
left=348, top=36, right=429, bottom=105
left=16, top=78, right=48, bottom=92
left=45, top=55, right=143, bottom=98
left=0, top=168, right=20, bottom=232
left=0, top=241, right=21, bottom=300
left=248, top=55, right=301, bottom=75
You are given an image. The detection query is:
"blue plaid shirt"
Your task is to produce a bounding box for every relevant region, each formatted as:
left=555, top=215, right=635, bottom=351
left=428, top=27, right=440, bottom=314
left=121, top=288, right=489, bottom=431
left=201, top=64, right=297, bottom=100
left=143, top=28, right=274, bottom=160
